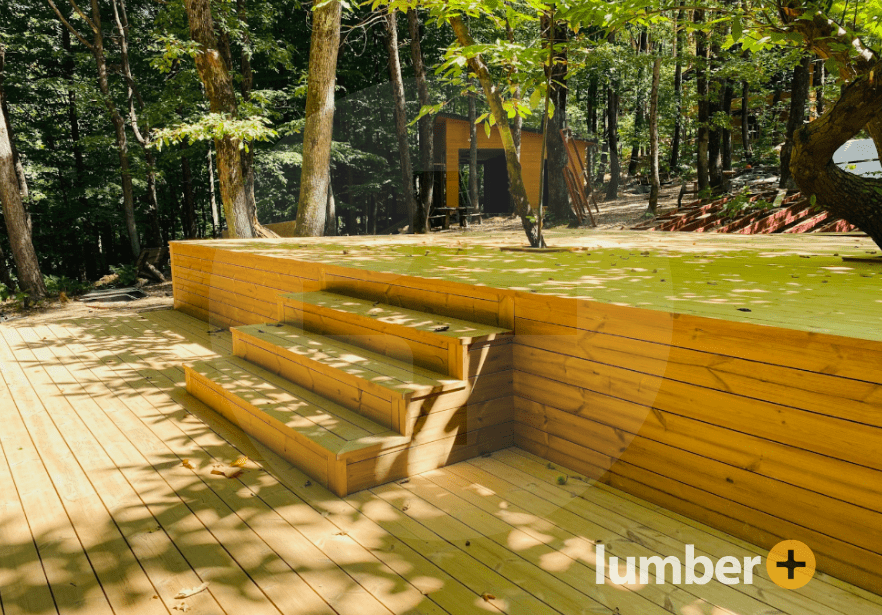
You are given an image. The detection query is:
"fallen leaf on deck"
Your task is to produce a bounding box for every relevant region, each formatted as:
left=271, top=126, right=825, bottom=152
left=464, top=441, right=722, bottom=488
left=231, top=456, right=249, bottom=468
left=181, top=459, right=195, bottom=470
left=172, top=603, right=190, bottom=612
left=481, top=593, right=496, bottom=602
left=433, top=325, right=450, bottom=332
left=210, top=465, right=244, bottom=479
left=174, top=582, right=209, bottom=599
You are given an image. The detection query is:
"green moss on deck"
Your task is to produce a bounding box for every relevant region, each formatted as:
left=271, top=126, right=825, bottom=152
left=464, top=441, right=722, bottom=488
left=176, top=230, right=882, bottom=342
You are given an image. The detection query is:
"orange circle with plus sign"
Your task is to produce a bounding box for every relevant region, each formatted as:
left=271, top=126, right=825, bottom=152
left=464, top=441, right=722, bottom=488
left=766, top=540, right=816, bottom=589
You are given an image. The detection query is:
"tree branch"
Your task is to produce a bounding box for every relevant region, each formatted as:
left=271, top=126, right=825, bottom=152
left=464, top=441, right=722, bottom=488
left=46, top=0, right=95, bottom=51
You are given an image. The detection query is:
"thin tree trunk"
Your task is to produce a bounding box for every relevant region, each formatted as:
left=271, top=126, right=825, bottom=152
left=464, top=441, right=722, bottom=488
left=543, top=11, right=570, bottom=223
left=504, top=14, right=522, bottom=157
left=780, top=55, right=812, bottom=189
left=0, top=95, right=45, bottom=299
left=647, top=56, right=662, bottom=215
left=61, top=29, right=101, bottom=276
left=721, top=81, right=733, bottom=171
left=183, top=0, right=255, bottom=238
left=384, top=11, right=417, bottom=231
left=407, top=8, right=432, bottom=233
left=296, top=0, right=341, bottom=236
left=48, top=0, right=142, bottom=256
left=628, top=30, right=648, bottom=178
left=207, top=146, right=220, bottom=237
left=596, top=94, right=608, bottom=186
left=669, top=10, right=684, bottom=170
left=741, top=79, right=752, bottom=162
left=604, top=80, right=620, bottom=201
left=815, top=60, right=825, bottom=115
left=695, top=9, right=709, bottom=192
left=449, top=15, right=543, bottom=247
left=325, top=180, right=336, bottom=236
left=181, top=145, right=198, bottom=238
left=468, top=87, right=478, bottom=224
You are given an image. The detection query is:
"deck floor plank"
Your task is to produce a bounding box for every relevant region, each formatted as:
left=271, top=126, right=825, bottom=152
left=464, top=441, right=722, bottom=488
left=56, top=314, right=443, bottom=615
left=0, top=328, right=118, bottom=615
left=0, top=309, right=876, bottom=615
left=495, top=447, right=882, bottom=615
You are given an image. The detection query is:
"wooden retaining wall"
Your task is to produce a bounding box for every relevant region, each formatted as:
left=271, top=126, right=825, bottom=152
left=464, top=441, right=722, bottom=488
left=170, top=240, right=882, bottom=595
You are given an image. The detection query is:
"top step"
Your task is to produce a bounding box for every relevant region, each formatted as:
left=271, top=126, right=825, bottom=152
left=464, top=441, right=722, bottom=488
left=278, top=290, right=512, bottom=379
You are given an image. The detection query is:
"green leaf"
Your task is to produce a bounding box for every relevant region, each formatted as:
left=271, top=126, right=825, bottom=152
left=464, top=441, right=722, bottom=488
left=484, top=120, right=491, bottom=139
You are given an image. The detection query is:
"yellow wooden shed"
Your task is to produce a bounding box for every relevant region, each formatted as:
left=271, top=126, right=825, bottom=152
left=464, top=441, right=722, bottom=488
left=432, top=113, right=591, bottom=215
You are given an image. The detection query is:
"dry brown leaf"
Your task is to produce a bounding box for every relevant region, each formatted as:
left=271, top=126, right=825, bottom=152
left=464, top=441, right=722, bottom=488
left=481, top=593, right=496, bottom=602
left=181, top=459, right=195, bottom=470
left=173, top=581, right=209, bottom=599
left=210, top=465, right=244, bottom=479
left=231, top=456, right=249, bottom=468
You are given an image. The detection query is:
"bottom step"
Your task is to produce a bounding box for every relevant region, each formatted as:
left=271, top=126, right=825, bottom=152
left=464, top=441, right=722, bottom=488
left=184, top=358, right=512, bottom=495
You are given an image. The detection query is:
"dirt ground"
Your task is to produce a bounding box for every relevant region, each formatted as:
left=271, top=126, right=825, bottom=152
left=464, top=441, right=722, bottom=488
left=450, top=182, right=681, bottom=233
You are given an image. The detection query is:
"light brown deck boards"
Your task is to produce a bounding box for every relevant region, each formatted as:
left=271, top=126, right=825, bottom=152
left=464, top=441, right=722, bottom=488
left=1, top=309, right=878, bottom=614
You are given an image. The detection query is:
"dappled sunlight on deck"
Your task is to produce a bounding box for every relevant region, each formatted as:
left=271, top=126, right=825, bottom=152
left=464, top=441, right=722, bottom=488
left=0, top=309, right=879, bottom=614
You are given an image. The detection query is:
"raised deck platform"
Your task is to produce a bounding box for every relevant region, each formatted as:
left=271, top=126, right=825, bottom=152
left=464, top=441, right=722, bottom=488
left=169, top=232, right=882, bottom=596
left=1, top=308, right=881, bottom=614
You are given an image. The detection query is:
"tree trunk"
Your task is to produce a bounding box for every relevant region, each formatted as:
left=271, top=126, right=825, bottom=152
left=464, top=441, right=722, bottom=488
left=647, top=56, right=662, bottom=215
left=449, top=16, right=543, bottom=247
left=695, top=9, right=709, bottom=192
left=741, top=80, right=752, bottom=162
left=325, top=180, right=336, bottom=236
left=296, top=0, right=341, bottom=236
left=628, top=30, right=648, bottom=178
left=49, top=0, right=142, bottom=257
left=815, top=60, right=825, bottom=116
left=0, top=96, right=45, bottom=299
left=468, top=87, right=478, bottom=224
left=384, top=11, right=417, bottom=231
left=184, top=0, right=255, bottom=238
left=708, top=33, right=724, bottom=190
left=791, top=71, right=882, bottom=247
left=0, top=43, right=29, bottom=202
left=543, top=12, right=570, bottom=223
left=407, top=9, right=432, bottom=233
left=181, top=145, right=198, bottom=239
left=604, top=81, right=620, bottom=201
left=669, top=10, right=684, bottom=170
left=207, top=146, right=221, bottom=237
left=504, top=16, right=523, bottom=158
left=780, top=56, right=812, bottom=189
left=721, top=81, right=733, bottom=171
left=596, top=93, right=608, bottom=186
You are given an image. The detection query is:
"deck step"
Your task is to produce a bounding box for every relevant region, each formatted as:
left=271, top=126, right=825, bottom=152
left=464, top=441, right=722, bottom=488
left=184, top=357, right=512, bottom=495
left=231, top=323, right=473, bottom=435
left=277, top=290, right=513, bottom=378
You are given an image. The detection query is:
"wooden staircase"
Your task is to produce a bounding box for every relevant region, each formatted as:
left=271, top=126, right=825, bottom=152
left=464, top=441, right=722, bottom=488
left=184, top=290, right=513, bottom=495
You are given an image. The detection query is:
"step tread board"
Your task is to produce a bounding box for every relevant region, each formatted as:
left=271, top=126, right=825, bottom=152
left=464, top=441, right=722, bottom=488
left=235, top=323, right=467, bottom=398
left=282, top=290, right=512, bottom=344
left=187, top=357, right=394, bottom=450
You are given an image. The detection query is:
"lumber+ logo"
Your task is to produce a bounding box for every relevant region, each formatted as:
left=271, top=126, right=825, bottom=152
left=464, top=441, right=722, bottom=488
left=595, top=540, right=815, bottom=589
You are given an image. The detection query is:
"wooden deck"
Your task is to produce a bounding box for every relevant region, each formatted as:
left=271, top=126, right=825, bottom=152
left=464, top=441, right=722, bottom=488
left=2, top=308, right=880, bottom=614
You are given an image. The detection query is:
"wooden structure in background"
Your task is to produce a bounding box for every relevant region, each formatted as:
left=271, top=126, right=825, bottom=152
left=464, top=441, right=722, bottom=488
left=433, top=114, right=591, bottom=215
left=170, top=239, right=882, bottom=595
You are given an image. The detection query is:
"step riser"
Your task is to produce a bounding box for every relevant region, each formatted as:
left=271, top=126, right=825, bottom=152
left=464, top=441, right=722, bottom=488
left=278, top=296, right=512, bottom=380
left=186, top=364, right=513, bottom=496
left=346, top=423, right=514, bottom=494
left=233, top=327, right=509, bottom=437
left=185, top=366, right=344, bottom=493
left=233, top=329, right=399, bottom=431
